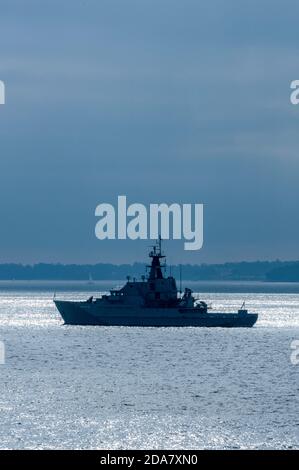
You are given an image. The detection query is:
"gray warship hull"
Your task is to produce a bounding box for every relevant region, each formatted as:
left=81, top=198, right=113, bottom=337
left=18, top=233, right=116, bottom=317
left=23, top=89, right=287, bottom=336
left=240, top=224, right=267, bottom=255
left=54, top=300, right=258, bottom=327
left=54, top=239, right=258, bottom=328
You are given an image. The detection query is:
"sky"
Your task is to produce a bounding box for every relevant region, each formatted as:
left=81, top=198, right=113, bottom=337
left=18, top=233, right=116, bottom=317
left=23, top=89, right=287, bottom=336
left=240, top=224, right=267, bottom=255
left=0, top=0, right=299, bottom=264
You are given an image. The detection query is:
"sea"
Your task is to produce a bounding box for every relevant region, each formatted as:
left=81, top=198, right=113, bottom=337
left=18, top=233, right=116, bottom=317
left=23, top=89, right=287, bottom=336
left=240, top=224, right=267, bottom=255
left=0, top=281, right=298, bottom=450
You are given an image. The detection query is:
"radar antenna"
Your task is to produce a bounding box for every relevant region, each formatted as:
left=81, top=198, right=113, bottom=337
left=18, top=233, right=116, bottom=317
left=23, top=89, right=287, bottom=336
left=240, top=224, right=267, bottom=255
left=147, top=236, right=166, bottom=279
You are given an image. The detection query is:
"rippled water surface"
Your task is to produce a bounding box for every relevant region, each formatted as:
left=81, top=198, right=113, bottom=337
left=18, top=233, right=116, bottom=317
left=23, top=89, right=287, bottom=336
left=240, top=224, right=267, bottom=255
left=0, top=282, right=298, bottom=449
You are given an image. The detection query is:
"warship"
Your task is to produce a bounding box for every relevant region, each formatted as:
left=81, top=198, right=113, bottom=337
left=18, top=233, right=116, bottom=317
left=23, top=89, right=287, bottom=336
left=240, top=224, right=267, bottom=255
left=54, top=239, right=258, bottom=327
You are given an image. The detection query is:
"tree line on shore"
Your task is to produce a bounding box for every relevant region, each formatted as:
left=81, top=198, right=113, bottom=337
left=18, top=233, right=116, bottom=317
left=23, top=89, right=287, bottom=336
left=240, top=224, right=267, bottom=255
left=0, top=260, right=298, bottom=281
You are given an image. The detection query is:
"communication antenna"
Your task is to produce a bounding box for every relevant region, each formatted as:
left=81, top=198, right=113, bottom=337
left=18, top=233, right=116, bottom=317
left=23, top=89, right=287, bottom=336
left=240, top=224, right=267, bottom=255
left=179, top=264, right=182, bottom=294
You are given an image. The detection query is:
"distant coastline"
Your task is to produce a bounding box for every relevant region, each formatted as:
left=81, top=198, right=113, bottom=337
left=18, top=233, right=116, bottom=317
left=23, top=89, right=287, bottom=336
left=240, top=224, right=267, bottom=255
left=0, top=260, right=299, bottom=282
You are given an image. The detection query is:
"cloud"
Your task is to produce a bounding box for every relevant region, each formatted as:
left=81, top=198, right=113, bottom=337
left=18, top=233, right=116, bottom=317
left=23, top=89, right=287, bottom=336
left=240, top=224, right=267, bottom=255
left=0, top=0, right=299, bottom=263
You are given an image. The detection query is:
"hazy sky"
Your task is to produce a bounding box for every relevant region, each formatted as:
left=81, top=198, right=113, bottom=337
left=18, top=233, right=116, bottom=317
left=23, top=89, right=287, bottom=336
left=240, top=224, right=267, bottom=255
left=0, top=0, right=299, bottom=264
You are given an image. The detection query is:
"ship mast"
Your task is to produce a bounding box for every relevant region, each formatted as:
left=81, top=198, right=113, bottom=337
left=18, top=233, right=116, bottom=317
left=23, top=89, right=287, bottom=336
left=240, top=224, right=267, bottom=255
left=147, top=236, right=166, bottom=280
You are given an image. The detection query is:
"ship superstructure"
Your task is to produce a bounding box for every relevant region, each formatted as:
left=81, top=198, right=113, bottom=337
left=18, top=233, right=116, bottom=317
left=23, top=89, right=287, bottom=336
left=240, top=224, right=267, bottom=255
left=54, top=239, right=258, bottom=327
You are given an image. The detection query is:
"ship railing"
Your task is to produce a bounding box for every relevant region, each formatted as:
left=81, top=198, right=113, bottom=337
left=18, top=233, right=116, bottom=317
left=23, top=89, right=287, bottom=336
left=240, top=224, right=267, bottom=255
left=111, top=284, right=123, bottom=291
